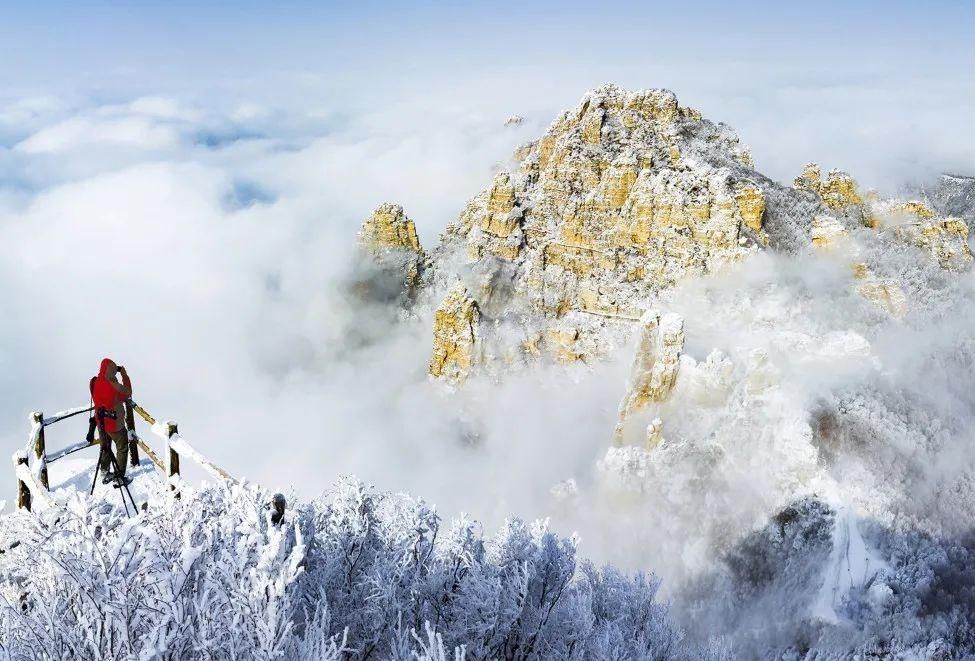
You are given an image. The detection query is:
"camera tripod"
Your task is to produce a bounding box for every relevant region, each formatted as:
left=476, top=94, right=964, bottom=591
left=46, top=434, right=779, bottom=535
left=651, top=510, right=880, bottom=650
left=90, top=439, right=139, bottom=517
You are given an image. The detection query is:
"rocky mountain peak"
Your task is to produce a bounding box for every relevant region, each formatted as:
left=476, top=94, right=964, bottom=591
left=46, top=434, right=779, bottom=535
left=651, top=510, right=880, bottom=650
left=359, top=86, right=972, bottom=386
left=358, top=203, right=423, bottom=254
left=422, top=85, right=783, bottom=380
left=355, top=203, right=427, bottom=304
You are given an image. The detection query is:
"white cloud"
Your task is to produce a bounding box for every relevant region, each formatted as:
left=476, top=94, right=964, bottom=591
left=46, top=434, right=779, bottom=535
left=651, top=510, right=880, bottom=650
left=0, top=67, right=973, bottom=591
left=0, top=91, right=531, bottom=515
left=16, top=115, right=182, bottom=154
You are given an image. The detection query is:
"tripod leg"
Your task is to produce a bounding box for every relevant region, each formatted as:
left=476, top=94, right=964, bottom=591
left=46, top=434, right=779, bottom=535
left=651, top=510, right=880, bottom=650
left=90, top=444, right=105, bottom=496
left=105, top=451, right=130, bottom=517
left=107, top=450, right=139, bottom=516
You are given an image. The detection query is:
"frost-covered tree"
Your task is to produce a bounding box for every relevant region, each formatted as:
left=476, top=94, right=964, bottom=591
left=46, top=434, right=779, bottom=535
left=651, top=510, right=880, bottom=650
left=0, top=478, right=724, bottom=660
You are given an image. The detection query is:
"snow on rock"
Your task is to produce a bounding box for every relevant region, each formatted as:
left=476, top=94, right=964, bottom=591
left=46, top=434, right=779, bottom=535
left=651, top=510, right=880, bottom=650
left=615, top=310, right=684, bottom=444
left=812, top=506, right=890, bottom=624
left=810, top=214, right=848, bottom=249
left=415, top=86, right=931, bottom=392
left=423, top=84, right=796, bottom=377
left=927, top=172, right=975, bottom=221
left=6, top=84, right=970, bottom=658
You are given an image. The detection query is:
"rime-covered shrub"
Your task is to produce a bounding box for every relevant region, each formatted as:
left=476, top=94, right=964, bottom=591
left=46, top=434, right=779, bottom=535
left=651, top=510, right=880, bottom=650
left=677, top=498, right=975, bottom=658
left=0, top=478, right=724, bottom=660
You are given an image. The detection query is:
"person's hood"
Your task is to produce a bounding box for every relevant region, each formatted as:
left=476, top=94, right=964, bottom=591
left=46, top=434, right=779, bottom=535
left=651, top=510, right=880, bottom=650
left=99, top=358, right=114, bottom=378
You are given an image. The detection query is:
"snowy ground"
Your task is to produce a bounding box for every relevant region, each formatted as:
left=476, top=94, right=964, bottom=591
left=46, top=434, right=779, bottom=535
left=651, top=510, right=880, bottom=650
left=46, top=445, right=160, bottom=513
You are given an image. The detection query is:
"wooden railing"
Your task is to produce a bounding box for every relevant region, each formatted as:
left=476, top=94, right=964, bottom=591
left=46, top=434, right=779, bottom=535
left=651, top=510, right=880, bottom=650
left=13, top=399, right=236, bottom=512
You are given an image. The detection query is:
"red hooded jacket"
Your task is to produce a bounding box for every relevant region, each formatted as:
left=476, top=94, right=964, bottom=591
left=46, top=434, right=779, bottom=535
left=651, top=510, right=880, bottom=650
left=91, top=358, right=128, bottom=434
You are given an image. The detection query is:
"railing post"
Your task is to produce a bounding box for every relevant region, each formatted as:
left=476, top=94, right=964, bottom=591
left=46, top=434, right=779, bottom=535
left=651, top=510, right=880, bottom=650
left=124, top=401, right=140, bottom=466
left=166, top=421, right=181, bottom=498
left=31, top=411, right=48, bottom=490
left=16, top=454, right=31, bottom=512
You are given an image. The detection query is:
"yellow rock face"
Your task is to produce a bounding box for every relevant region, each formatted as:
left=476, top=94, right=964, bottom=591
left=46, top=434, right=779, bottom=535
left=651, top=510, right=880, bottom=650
left=820, top=170, right=864, bottom=210
left=582, top=109, right=604, bottom=144
left=793, top=163, right=822, bottom=192
left=626, top=89, right=680, bottom=126
left=357, top=203, right=427, bottom=299
left=521, top=332, right=543, bottom=359
left=545, top=327, right=584, bottom=363
left=543, top=242, right=616, bottom=276
left=359, top=203, right=422, bottom=253
left=871, top=198, right=974, bottom=271
left=895, top=217, right=973, bottom=271
left=429, top=285, right=481, bottom=383
left=795, top=164, right=878, bottom=227
left=810, top=215, right=848, bottom=250
left=457, top=172, right=525, bottom=261
left=437, top=85, right=760, bottom=373
left=734, top=185, right=766, bottom=233
left=487, top=173, right=515, bottom=215
left=889, top=200, right=937, bottom=220
left=576, top=287, right=641, bottom=320
left=854, top=265, right=909, bottom=318
left=615, top=311, right=685, bottom=444
left=531, top=163, right=764, bottom=308
left=597, top=157, right=639, bottom=209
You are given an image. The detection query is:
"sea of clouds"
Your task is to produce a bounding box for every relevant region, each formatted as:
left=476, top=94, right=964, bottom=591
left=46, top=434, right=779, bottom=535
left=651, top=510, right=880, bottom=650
left=2, top=26, right=974, bottom=574
left=0, top=90, right=541, bottom=508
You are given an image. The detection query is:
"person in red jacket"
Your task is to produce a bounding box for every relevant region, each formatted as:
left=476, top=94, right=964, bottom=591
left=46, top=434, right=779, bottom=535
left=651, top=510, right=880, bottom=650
left=91, top=358, right=133, bottom=481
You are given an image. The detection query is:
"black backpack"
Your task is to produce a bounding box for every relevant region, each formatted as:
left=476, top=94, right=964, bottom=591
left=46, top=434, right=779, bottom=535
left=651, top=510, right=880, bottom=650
left=86, top=376, right=98, bottom=444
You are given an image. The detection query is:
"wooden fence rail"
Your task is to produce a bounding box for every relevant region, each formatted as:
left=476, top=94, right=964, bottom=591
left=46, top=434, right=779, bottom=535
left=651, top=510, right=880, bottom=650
left=14, top=398, right=235, bottom=513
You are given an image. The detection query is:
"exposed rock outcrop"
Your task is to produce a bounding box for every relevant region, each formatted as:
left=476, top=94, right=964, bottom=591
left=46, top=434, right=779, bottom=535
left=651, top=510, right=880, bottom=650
left=416, top=86, right=971, bottom=404
left=359, top=203, right=423, bottom=253
left=854, top=263, right=909, bottom=318
left=432, top=85, right=779, bottom=377
left=429, top=284, right=481, bottom=383
left=873, top=200, right=973, bottom=272
left=615, top=311, right=684, bottom=444
left=810, top=215, right=848, bottom=250
left=925, top=172, right=975, bottom=221
left=357, top=204, right=427, bottom=303
left=794, top=163, right=875, bottom=227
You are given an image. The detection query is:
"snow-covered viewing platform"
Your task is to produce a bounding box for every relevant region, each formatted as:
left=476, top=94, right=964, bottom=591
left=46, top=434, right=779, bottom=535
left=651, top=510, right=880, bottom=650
left=12, top=399, right=239, bottom=516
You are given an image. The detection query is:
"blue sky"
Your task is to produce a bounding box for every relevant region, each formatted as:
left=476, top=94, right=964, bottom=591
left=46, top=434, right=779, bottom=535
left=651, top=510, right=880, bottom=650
left=3, top=0, right=973, bottom=186
left=4, top=1, right=973, bottom=97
